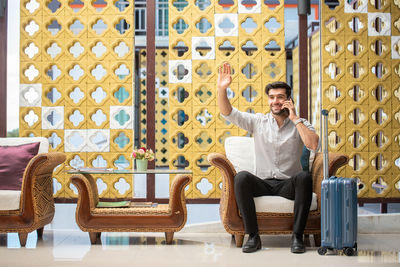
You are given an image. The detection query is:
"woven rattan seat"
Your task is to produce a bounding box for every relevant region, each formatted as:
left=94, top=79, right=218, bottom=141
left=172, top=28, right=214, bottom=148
left=70, top=173, right=191, bottom=244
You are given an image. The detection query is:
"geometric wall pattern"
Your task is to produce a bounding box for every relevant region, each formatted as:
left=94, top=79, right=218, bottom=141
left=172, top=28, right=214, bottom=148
left=168, top=0, right=286, bottom=198
left=19, top=0, right=135, bottom=199
left=138, top=48, right=170, bottom=167
left=321, top=0, right=400, bottom=198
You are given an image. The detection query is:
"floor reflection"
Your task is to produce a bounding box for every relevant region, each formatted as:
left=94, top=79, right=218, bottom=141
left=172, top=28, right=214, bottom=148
left=103, top=235, right=204, bottom=246
left=1, top=231, right=400, bottom=265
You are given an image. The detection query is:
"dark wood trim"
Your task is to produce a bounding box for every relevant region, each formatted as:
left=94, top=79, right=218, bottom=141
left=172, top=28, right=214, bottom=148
left=0, top=2, right=7, bottom=137
left=146, top=0, right=156, bottom=202
left=186, top=199, right=220, bottom=204
left=298, top=14, right=308, bottom=120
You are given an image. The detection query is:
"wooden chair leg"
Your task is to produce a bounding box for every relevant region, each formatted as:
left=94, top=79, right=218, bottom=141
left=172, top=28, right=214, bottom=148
left=165, top=232, right=174, bottom=244
left=37, top=227, right=44, bottom=239
left=89, top=232, right=100, bottom=244
left=234, top=234, right=244, bottom=247
left=314, top=234, right=321, bottom=247
left=18, top=233, right=28, bottom=247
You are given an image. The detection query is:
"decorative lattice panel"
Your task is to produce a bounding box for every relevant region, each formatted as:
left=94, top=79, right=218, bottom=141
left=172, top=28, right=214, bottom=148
left=168, top=0, right=286, bottom=199
left=19, top=0, right=135, bottom=199
left=320, top=0, right=400, bottom=198
left=138, top=48, right=170, bottom=167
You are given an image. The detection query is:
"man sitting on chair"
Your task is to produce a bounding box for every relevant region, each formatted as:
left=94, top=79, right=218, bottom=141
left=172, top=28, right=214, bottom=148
left=217, top=63, right=319, bottom=253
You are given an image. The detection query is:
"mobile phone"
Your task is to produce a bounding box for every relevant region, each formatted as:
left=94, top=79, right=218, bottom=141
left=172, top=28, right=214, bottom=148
left=283, top=96, right=292, bottom=114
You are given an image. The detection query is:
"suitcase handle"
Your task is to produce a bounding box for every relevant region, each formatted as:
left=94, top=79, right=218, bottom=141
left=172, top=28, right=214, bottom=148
left=321, top=109, right=329, bottom=180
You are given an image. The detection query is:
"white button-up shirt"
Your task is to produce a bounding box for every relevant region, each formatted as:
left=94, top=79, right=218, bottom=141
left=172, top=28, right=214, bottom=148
left=223, top=108, right=316, bottom=179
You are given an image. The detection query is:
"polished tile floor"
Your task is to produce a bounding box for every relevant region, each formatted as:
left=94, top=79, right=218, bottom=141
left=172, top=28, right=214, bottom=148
left=0, top=204, right=399, bottom=267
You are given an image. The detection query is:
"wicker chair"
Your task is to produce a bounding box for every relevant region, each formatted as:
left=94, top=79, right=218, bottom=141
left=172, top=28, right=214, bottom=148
left=208, top=137, right=348, bottom=247
left=0, top=137, right=66, bottom=246
left=70, top=173, right=191, bottom=244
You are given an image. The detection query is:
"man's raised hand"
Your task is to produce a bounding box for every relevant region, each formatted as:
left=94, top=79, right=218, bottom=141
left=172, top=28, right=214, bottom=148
left=217, top=62, right=233, bottom=90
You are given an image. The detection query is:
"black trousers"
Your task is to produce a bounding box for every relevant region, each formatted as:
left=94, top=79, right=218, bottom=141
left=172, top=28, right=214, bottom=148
left=234, top=170, right=313, bottom=236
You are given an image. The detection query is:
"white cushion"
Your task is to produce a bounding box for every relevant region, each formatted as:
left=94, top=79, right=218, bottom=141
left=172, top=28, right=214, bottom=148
left=254, top=193, right=318, bottom=213
left=225, top=136, right=256, bottom=175
left=0, top=190, right=21, bottom=210
left=225, top=136, right=318, bottom=213
left=0, top=137, right=49, bottom=154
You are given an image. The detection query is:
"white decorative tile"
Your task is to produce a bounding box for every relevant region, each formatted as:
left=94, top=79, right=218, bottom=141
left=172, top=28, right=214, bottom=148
left=368, top=13, right=391, bottom=36
left=42, top=106, right=64, bottom=129
left=392, top=36, right=400, bottom=59
left=87, top=129, right=110, bottom=152
left=110, top=106, right=133, bottom=129
left=192, top=37, right=215, bottom=60
left=64, top=129, right=88, bottom=152
left=169, top=60, right=192, bottom=84
left=215, top=13, right=238, bottom=37
left=20, top=84, right=42, bottom=107
left=159, top=87, right=169, bottom=98
left=238, top=0, right=261, bottom=14
left=344, top=0, right=367, bottom=13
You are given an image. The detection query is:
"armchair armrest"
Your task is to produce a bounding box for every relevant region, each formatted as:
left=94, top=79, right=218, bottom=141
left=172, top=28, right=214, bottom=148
left=20, top=152, right=66, bottom=224
left=311, top=152, right=349, bottom=210
left=70, top=173, right=99, bottom=211
left=207, top=153, right=241, bottom=225
left=168, top=174, right=191, bottom=212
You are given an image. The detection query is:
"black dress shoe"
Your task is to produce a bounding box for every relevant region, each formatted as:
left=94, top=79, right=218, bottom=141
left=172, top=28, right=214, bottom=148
left=242, top=234, right=261, bottom=253
left=291, top=234, right=305, bottom=254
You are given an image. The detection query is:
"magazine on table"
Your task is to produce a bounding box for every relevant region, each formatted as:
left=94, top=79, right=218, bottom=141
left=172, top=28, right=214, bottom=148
left=96, top=201, right=158, bottom=208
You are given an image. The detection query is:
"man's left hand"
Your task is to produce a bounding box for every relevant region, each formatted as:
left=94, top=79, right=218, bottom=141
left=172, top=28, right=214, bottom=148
left=281, top=98, right=298, bottom=122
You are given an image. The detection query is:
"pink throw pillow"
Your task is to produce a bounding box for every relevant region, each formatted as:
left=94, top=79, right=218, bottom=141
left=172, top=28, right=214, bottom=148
left=0, top=142, right=41, bottom=190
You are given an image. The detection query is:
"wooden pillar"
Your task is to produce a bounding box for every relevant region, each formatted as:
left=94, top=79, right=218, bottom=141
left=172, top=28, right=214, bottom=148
left=146, top=0, right=156, bottom=201
left=0, top=1, right=7, bottom=137
left=298, top=14, right=308, bottom=120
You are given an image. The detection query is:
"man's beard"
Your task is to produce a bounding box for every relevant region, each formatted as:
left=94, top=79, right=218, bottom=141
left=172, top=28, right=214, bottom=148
left=271, top=106, right=288, bottom=116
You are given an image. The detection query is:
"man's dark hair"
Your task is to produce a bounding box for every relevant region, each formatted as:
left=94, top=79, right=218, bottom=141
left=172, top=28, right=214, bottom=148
left=265, top=81, right=292, bottom=98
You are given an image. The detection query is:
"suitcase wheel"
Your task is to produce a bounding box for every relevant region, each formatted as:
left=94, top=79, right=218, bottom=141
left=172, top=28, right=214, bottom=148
left=318, top=247, right=327, bottom=255
left=344, top=247, right=355, bottom=256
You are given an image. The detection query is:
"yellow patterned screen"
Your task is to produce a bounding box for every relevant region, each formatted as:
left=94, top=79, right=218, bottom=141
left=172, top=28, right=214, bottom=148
left=19, top=0, right=135, bottom=199
left=168, top=1, right=286, bottom=198
left=320, top=0, right=400, bottom=198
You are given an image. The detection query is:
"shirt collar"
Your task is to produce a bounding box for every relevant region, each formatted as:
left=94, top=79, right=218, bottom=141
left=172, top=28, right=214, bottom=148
left=267, top=113, right=290, bottom=127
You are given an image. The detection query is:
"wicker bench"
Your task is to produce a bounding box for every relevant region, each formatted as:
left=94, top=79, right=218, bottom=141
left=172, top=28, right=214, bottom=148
left=70, top=173, right=191, bottom=244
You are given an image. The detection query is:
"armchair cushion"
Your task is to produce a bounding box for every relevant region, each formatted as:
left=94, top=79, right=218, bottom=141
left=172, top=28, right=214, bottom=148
left=0, top=142, right=40, bottom=190
left=254, top=193, right=318, bottom=213
left=0, top=190, right=21, bottom=210
left=225, top=137, right=256, bottom=175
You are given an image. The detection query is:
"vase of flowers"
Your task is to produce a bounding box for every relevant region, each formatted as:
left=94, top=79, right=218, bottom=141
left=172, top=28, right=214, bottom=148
left=132, top=147, right=154, bottom=171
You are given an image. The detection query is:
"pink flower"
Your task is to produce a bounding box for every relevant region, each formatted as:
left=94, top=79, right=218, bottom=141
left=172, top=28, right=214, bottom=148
left=132, top=147, right=155, bottom=161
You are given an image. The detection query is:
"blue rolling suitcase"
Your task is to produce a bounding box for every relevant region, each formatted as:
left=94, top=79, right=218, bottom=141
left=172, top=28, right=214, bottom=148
left=318, top=110, right=358, bottom=256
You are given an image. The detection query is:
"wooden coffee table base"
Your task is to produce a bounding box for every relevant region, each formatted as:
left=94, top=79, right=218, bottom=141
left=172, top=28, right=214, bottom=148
left=70, top=173, right=191, bottom=244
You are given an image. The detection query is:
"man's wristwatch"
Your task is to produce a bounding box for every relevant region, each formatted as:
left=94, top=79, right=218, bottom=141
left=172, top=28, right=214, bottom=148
left=294, top=118, right=302, bottom=126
